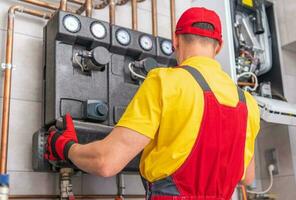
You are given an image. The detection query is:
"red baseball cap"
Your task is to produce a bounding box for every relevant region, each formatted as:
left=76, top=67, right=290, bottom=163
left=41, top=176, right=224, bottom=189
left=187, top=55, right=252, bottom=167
left=175, top=7, right=223, bottom=45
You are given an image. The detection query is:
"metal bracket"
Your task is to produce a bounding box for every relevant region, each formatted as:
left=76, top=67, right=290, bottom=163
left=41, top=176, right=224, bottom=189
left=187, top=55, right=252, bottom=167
left=1, top=63, right=15, bottom=70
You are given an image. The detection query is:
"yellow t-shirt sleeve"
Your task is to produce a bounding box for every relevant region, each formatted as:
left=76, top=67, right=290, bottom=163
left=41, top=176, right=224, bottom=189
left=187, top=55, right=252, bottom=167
left=244, top=92, right=261, bottom=171
left=115, top=69, right=163, bottom=139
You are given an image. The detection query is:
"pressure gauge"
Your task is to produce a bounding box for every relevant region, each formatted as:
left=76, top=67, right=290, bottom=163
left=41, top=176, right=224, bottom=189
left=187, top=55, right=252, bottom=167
left=161, top=40, right=173, bottom=56
left=116, top=29, right=131, bottom=46
left=139, top=35, right=153, bottom=51
left=63, top=15, right=81, bottom=33
left=91, top=22, right=107, bottom=39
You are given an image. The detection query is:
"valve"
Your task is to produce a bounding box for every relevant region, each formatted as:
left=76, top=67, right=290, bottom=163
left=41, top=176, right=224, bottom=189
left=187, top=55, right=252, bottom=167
left=59, top=168, right=75, bottom=200
left=73, top=46, right=111, bottom=72
left=133, top=57, right=158, bottom=74
left=128, top=57, right=158, bottom=80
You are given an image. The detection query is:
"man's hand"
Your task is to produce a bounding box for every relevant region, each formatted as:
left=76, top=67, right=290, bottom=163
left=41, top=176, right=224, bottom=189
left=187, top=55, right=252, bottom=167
left=45, top=113, right=78, bottom=161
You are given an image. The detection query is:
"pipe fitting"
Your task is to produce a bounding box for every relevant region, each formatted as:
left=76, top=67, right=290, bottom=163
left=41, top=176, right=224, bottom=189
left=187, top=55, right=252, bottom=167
left=59, top=168, right=74, bottom=200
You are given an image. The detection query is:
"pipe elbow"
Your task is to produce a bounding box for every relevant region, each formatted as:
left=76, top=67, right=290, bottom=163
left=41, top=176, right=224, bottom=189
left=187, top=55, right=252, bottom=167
left=8, top=5, right=21, bottom=15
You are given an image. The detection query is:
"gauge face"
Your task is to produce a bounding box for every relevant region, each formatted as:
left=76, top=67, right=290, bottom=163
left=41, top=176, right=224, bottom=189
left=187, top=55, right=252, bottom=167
left=161, top=40, right=173, bottom=56
left=63, top=15, right=81, bottom=33
left=139, top=35, right=153, bottom=51
left=116, top=29, right=131, bottom=46
left=91, top=22, right=107, bottom=39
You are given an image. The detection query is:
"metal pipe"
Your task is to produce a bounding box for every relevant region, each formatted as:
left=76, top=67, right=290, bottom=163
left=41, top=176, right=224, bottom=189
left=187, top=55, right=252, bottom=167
left=109, top=0, right=116, bottom=25
left=0, top=5, right=52, bottom=175
left=116, top=0, right=129, bottom=5
left=151, top=0, right=157, bottom=36
left=76, top=4, right=86, bottom=15
left=94, top=1, right=109, bottom=9
left=240, top=185, right=248, bottom=200
left=10, top=194, right=145, bottom=199
left=19, top=0, right=76, bottom=13
left=170, top=0, right=176, bottom=42
left=19, top=0, right=60, bottom=10
left=85, top=0, right=92, bottom=17
left=68, top=0, right=84, bottom=5
left=60, top=0, right=68, bottom=11
left=238, top=82, right=256, bottom=87
left=117, top=174, right=125, bottom=198
left=131, top=0, right=138, bottom=30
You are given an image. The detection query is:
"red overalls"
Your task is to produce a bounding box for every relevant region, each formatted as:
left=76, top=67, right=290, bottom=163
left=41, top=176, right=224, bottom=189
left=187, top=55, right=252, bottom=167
left=142, top=66, right=248, bottom=200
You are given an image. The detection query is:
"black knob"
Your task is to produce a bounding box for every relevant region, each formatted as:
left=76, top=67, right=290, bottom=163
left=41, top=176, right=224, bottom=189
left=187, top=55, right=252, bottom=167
left=96, top=103, right=108, bottom=116
left=91, top=46, right=111, bottom=66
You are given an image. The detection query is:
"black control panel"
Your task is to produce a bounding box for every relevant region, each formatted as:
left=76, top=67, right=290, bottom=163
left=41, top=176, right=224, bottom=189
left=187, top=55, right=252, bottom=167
left=33, top=11, right=176, bottom=172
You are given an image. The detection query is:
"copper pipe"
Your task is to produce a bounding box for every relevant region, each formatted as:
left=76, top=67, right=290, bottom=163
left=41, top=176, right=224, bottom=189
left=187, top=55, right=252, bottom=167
left=116, top=0, right=129, bottom=5
left=240, top=185, right=248, bottom=200
left=131, top=0, right=138, bottom=30
left=76, top=4, right=86, bottom=15
left=170, top=0, right=176, bottom=42
left=68, top=0, right=84, bottom=5
left=94, top=1, right=109, bottom=9
left=109, top=0, right=116, bottom=25
left=10, top=194, right=146, bottom=199
left=85, top=0, right=93, bottom=17
left=0, top=5, right=52, bottom=174
left=151, top=0, right=157, bottom=36
left=238, top=82, right=256, bottom=87
left=19, top=0, right=59, bottom=10
left=60, top=0, right=68, bottom=11
left=19, top=0, right=76, bottom=13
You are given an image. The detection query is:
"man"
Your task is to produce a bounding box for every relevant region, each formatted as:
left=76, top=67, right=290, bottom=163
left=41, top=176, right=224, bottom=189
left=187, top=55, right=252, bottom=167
left=46, top=7, right=260, bottom=200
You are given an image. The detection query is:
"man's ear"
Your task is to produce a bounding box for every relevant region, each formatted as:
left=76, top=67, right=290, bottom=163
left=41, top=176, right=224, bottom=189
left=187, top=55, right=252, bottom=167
left=215, top=41, right=223, bottom=55
left=173, top=33, right=179, bottom=50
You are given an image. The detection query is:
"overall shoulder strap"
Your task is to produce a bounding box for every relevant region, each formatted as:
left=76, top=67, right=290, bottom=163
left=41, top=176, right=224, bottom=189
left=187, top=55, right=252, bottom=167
left=182, top=66, right=211, bottom=91
left=182, top=65, right=246, bottom=104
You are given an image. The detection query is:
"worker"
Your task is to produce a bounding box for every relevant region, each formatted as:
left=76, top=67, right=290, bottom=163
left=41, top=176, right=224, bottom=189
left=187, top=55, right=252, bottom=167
left=46, top=7, right=260, bottom=200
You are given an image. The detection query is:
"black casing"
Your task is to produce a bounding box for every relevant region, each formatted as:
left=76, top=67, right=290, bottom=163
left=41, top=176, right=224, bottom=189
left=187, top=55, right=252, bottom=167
left=34, top=11, right=176, bottom=172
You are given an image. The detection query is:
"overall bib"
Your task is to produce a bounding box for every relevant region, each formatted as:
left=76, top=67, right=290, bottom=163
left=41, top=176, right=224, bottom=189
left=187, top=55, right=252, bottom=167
left=143, top=66, right=248, bottom=200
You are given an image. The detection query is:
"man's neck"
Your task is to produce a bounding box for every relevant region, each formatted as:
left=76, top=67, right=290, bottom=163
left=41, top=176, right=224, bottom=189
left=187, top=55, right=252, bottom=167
left=179, top=45, right=216, bottom=64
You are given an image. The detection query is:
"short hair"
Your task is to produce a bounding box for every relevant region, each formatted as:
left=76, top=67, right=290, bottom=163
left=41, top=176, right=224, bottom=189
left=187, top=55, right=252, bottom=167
left=181, top=22, right=219, bottom=47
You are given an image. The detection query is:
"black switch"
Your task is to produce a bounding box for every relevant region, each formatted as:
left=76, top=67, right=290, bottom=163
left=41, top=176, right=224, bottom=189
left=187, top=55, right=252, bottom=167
left=84, top=100, right=108, bottom=122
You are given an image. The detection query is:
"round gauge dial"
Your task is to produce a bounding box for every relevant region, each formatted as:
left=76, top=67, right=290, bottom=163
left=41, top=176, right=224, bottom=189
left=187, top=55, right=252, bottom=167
left=161, top=40, right=173, bottom=56
left=63, top=15, right=81, bottom=33
left=116, top=29, right=131, bottom=46
left=139, top=35, right=153, bottom=51
left=91, top=22, right=107, bottom=39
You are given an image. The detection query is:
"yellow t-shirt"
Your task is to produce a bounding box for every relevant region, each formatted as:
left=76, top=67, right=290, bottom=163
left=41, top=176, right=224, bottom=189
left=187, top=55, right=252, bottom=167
left=116, top=56, right=260, bottom=182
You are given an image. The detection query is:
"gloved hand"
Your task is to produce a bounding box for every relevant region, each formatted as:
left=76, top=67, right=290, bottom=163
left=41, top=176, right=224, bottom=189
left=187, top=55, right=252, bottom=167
left=45, top=113, right=78, bottom=161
